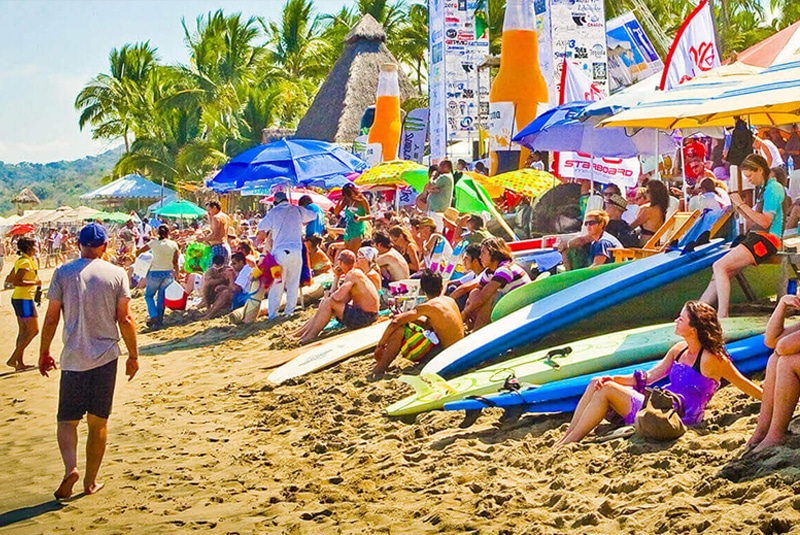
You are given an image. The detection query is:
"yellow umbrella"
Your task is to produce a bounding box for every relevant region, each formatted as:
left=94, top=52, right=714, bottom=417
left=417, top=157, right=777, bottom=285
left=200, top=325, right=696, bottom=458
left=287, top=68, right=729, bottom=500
left=601, top=62, right=763, bottom=129
left=482, top=168, right=558, bottom=198
left=690, top=62, right=800, bottom=126
left=354, top=160, right=425, bottom=188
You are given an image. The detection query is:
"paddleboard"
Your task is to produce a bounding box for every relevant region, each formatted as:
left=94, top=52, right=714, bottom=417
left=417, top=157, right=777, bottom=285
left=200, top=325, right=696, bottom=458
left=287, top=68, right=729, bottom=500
left=443, top=333, right=772, bottom=414
left=268, top=320, right=388, bottom=385
left=491, top=262, right=624, bottom=321
left=385, top=316, right=767, bottom=417
left=422, top=239, right=727, bottom=379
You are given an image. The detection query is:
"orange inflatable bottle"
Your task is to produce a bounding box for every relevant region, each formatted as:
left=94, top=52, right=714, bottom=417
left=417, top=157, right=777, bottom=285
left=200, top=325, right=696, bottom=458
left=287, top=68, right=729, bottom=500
left=367, top=63, right=402, bottom=162
left=489, top=0, right=549, bottom=174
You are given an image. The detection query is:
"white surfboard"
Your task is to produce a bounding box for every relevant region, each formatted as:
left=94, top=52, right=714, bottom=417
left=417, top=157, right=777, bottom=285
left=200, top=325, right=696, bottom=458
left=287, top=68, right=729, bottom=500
left=268, top=320, right=389, bottom=385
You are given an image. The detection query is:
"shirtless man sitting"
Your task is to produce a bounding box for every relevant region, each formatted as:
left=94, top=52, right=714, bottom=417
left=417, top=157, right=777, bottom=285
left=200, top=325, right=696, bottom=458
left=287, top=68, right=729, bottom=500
left=292, top=250, right=380, bottom=344
left=371, top=269, right=464, bottom=379
left=374, top=231, right=409, bottom=284
left=198, top=255, right=231, bottom=309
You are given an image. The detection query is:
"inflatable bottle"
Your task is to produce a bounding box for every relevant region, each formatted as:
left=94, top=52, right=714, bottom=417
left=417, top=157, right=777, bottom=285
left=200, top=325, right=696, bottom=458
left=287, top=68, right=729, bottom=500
left=367, top=63, right=402, bottom=162
left=488, top=0, right=549, bottom=174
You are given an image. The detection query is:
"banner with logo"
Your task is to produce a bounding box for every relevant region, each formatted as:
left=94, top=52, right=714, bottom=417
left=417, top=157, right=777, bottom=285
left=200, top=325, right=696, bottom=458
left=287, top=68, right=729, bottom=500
left=428, top=0, right=447, bottom=161
left=400, top=108, right=429, bottom=163
left=487, top=101, right=515, bottom=153
left=397, top=186, right=418, bottom=206
left=352, top=135, right=368, bottom=160
left=443, top=0, right=490, bottom=140
left=550, top=0, right=609, bottom=105
left=660, top=0, right=719, bottom=90
left=607, top=12, right=663, bottom=92
left=559, top=153, right=640, bottom=188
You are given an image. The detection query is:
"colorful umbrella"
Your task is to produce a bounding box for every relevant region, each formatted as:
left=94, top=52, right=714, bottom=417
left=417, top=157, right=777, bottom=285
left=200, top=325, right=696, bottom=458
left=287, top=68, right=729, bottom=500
left=7, top=223, right=36, bottom=236
left=355, top=160, right=425, bottom=188
left=153, top=199, right=207, bottom=219
left=397, top=168, right=432, bottom=192
left=260, top=188, right=335, bottom=211
left=208, top=139, right=367, bottom=193
left=460, top=170, right=505, bottom=198
left=482, top=168, right=558, bottom=198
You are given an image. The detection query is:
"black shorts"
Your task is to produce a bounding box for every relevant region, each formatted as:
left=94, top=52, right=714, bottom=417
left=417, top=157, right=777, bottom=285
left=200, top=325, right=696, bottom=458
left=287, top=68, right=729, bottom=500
left=57, top=359, right=118, bottom=421
left=341, top=304, right=378, bottom=329
left=11, top=298, right=37, bottom=318
left=737, top=231, right=780, bottom=264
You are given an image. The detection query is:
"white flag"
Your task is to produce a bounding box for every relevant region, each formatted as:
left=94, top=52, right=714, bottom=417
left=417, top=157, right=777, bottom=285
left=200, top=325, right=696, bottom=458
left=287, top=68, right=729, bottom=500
left=659, top=0, right=720, bottom=90
left=560, top=59, right=605, bottom=104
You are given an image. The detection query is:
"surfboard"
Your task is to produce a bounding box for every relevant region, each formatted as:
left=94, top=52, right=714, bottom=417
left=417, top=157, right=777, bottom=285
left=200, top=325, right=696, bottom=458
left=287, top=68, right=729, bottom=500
left=268, top=320, right=389, bottom=385
left=491, top=262, right=624, bottom=321
left=422, top=239, right=727, bottom=379
left=442, top=333, right=772, bottom=415
left=384, top=316, right=768, bottom=417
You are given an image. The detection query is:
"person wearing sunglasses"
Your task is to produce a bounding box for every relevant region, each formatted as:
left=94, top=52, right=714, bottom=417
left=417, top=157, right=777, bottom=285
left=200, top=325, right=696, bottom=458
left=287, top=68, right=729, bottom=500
left=557, top=209, right=622, bottom=270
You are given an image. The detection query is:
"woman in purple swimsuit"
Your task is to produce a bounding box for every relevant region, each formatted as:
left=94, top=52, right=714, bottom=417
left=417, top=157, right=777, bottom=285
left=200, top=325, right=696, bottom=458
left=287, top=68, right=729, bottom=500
left=557, top=301, right=762, bottom=445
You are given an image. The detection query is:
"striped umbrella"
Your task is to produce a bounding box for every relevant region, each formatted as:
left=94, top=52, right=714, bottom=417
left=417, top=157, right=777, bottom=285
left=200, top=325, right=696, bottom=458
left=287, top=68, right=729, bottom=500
left=482, top=168, right=559, bottom=198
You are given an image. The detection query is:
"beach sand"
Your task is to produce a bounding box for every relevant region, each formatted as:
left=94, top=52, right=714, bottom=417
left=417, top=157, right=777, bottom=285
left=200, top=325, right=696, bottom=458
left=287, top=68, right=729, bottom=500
left=2, top=270, right=800, bottom=534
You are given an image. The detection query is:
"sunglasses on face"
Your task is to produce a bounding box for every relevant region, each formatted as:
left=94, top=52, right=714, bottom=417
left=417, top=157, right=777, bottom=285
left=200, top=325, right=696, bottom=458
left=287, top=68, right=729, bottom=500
left=584, top=220, right=600, bottom=226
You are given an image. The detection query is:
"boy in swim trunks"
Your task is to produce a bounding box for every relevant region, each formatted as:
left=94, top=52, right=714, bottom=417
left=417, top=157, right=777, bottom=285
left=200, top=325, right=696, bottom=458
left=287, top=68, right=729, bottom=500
left=370, top=269, right=465, bottom=379
left=291, top=250, right=380, bottom=344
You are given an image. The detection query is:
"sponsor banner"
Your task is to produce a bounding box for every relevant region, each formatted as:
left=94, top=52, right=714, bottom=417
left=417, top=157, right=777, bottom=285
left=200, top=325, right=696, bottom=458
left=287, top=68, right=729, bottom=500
left=607, top=12, right=663, bottom=92
left=444, top=0, right=490, bottom=139
left=429, top=0, right=447, bottom=161
left=400, top=108, right=430, bottom=163
left=559, top=153, right=640, bottom=188
left=550, top=0, right=608, bottom=105
left=660, top=0, right=719, bottom=90
left=364, top=143, right=383, bottom=167
left=397, top=186, right=418, bottom=206
left=488, top=101, right=515, bottom=153
left=352, top=135, right=368, bottom=160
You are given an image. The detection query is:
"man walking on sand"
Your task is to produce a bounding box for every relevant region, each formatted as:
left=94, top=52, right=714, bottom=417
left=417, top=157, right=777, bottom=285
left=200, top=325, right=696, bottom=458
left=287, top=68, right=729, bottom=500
left=39, top=223, right=139, bottom=500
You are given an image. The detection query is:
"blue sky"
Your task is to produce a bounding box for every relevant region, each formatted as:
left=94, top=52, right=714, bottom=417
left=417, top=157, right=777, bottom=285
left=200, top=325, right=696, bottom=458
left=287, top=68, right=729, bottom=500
left=0, top=0, right=345, bottom=164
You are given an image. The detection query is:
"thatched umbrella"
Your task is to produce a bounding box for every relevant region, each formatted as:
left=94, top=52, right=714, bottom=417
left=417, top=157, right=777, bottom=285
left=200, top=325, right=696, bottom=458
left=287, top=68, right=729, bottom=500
left=12, top=187, right=41, bottom=216
left=295, top=14, right=416, bottom=144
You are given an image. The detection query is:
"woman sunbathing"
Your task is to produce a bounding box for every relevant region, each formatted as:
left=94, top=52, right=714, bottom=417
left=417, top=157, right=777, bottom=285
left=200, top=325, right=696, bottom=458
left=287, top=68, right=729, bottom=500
left=556, top=301, right=762, bottom=445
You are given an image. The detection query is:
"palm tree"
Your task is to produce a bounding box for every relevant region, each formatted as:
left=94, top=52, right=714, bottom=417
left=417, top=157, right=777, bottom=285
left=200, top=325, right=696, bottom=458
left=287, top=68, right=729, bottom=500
left=394, top=3, right=428, bottom=93
left=262, top=0, right=329, bottom=82
left=768, top=0, right=800, bottom=31
left=75, top=42, right=159, bottom=152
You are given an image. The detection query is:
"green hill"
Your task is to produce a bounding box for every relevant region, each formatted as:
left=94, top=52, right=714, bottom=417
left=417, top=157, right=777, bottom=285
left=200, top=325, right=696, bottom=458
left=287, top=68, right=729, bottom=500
left=0, top=147, right=124, bottom=216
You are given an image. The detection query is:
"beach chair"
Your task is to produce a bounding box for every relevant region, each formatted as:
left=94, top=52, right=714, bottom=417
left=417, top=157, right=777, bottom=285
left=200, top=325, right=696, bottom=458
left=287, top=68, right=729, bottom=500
left=611, top=210, right=700, bottom=262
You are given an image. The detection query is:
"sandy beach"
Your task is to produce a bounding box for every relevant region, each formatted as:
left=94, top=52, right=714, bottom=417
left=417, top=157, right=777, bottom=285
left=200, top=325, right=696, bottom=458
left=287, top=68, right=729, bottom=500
left=2, top=270, right=800, bottom=534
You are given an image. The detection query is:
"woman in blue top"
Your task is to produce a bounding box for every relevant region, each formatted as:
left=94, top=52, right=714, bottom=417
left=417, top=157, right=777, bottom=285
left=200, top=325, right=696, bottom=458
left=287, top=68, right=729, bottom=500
left=700, top=154, right=784, bottom=318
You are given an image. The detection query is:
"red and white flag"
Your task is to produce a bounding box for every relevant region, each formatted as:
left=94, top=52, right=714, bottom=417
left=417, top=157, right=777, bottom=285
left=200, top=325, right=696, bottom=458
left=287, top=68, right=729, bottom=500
left=559, top=59, right=604, bottom=104
left=659, top=0, right=720, bottom=90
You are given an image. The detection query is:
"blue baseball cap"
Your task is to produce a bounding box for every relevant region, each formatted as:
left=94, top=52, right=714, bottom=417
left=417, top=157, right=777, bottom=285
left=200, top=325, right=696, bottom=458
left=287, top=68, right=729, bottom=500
left=79, top=223, right=108, bottom=247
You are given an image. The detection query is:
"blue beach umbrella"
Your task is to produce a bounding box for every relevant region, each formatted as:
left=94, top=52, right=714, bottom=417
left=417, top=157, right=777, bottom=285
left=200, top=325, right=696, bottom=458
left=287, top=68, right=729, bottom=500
left=208, top=139, right=368, bottom=193
left=513, top=101, right=676, bottom=158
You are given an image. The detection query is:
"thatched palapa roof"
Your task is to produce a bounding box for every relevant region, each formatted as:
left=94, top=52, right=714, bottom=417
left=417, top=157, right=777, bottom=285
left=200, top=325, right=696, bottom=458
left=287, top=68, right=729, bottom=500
left=295, top=14, right=416, bottom=144
left=12, top=187, right=41, bottom=205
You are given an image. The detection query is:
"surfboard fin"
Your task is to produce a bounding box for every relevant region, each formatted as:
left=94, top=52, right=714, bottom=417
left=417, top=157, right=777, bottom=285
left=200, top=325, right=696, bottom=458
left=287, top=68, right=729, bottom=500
left=398, top=375, right=432, bottom=395
left=499, top=405, right=524, bottom=425
left=459, top=410, right=482, bottom=429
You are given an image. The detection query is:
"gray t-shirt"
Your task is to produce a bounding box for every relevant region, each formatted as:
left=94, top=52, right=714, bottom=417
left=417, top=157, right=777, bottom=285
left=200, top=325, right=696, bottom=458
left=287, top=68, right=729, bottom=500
left=48, top=258, right=130, bottom=372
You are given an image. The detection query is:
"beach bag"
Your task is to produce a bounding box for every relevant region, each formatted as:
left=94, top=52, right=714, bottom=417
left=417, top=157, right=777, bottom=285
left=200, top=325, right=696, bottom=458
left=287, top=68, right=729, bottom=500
left=184, top=242, right=212, bottom=274
left=634, top=387, right=686, bottom=441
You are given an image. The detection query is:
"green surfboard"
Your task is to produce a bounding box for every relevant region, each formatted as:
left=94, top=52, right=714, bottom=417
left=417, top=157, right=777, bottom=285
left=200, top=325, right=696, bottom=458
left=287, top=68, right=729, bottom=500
left=385, top=316, right=769, bottom=417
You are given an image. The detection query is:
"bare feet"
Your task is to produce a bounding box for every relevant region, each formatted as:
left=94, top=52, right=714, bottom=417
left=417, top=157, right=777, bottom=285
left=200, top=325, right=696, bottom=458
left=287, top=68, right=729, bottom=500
left=5, top=358, right=15, bottom=369
left=15, top=363, right=36, bottom=372
left=54, top=469, right=80, bottom=500
left=84, top=482, right=105, bottom=495
left=751, top=437, right=785, bottom=454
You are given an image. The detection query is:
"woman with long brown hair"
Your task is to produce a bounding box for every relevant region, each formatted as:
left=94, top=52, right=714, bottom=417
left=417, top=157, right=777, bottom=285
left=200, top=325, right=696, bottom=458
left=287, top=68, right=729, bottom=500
left=629, top=180, right=669, bottom=245
left=556, top=301, right=762, bottom=445
left=388, top=225, right=421, bottom=273
left=333, top=183, right=372, bottom=253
